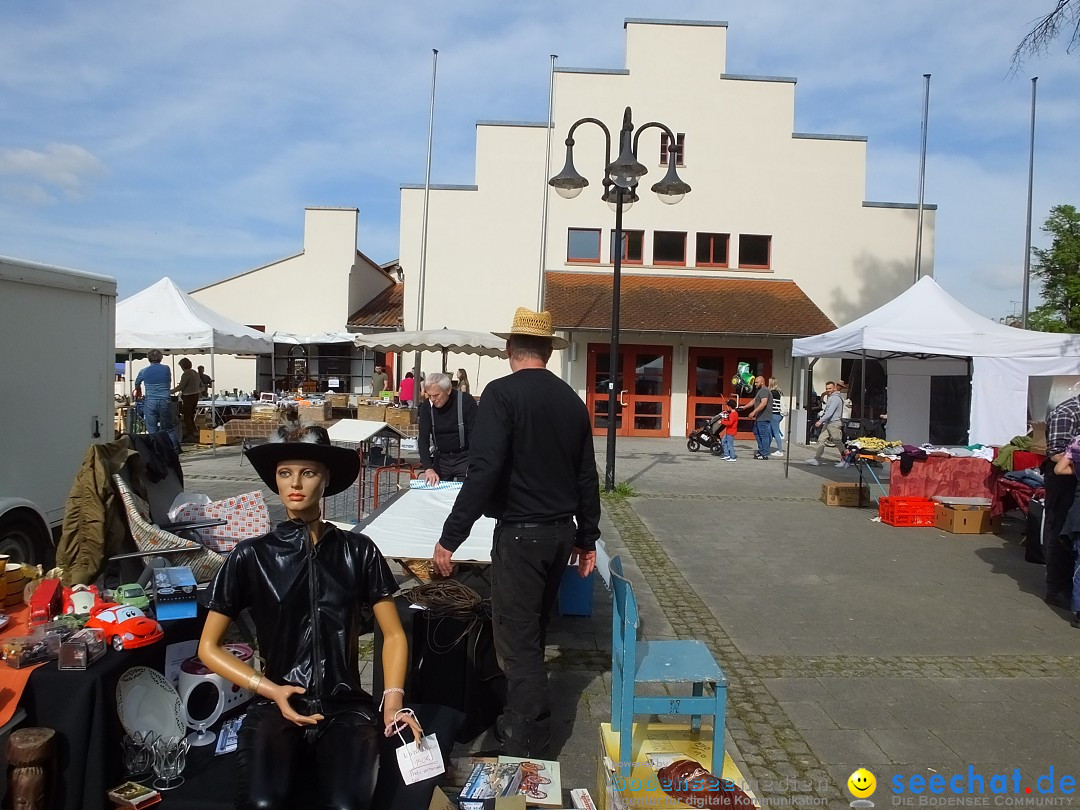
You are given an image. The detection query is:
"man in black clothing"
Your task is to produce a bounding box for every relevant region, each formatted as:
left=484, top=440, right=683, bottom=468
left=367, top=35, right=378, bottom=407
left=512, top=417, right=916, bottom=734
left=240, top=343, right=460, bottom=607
left=1043, top=393, right=1080, bottom=607
left=431, top=307, right=600, bottom=758
left=419, top=371, right=478, bottom=484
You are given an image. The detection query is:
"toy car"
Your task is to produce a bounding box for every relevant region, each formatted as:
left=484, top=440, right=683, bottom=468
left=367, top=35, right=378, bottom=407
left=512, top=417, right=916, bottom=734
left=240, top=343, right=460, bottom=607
left=85, top=603, right=164, bottom=651
left=63, top=584, right=101, bottom=616
left=112, top=584, right=150, bottom=612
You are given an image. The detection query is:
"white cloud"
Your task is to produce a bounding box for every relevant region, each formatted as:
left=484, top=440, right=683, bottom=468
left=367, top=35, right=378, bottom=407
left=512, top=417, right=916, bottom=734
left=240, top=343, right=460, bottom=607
left=0, top=143, right=106, bottom=200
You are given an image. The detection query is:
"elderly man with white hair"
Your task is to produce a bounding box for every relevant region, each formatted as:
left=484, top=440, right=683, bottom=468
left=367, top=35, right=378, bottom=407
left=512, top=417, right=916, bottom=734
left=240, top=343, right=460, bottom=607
left=418, top=371, right=478, bottom=484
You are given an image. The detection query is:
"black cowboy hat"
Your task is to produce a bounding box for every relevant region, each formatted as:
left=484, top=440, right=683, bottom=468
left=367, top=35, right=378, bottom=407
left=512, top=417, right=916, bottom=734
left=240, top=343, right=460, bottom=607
left=245, top=425, right=360, bottom=497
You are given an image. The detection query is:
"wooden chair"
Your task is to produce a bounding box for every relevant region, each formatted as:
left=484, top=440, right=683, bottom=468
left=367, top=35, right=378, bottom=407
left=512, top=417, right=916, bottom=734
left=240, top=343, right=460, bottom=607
left=609, top=555, right=728, bottom=777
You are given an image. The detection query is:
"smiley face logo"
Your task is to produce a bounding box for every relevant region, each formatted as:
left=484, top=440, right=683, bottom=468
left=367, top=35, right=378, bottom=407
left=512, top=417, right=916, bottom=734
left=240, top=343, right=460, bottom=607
left=847, top=768, right=876, bottom=798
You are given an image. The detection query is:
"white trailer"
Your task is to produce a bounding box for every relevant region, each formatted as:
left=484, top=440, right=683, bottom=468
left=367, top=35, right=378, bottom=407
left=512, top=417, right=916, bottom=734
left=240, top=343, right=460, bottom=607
left=0, top=255, right=117, bottom=563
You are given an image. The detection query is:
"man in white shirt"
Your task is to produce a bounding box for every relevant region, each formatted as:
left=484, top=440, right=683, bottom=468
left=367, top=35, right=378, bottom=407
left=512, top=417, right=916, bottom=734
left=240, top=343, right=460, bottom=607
left=805, top=381, right=845, bottom=466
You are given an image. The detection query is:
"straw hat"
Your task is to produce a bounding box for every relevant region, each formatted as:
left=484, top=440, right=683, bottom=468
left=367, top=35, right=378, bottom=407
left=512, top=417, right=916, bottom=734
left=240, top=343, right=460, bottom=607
left=245, top=424, right=360, bottom=497
left=493, top=307, right=569, bottom=350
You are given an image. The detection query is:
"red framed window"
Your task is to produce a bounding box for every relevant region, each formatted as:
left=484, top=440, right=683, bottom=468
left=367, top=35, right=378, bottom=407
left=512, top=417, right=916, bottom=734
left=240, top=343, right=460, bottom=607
left=610, top=230, right=644, bottom=264
left=567, top=228, right=601, bottom=263
left=739, top=234, right=772, bottom=269
left=659, top=132, right=685, bottom=166
left=695, top=233, right=729, bottom=268
left=653, top=231, right=686, bottom=266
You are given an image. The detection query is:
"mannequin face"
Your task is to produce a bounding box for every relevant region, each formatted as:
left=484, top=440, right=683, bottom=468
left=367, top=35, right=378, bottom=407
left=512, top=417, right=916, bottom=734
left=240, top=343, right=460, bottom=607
left=276, top=460, right=329, bottom=519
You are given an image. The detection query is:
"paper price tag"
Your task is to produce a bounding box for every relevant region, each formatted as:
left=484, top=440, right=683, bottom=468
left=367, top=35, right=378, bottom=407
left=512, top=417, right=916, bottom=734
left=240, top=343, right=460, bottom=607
left=394, top=733, right=445, bottom=785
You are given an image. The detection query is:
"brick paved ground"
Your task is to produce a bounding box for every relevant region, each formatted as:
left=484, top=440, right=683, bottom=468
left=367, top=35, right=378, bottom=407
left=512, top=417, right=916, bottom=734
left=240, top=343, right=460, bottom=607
left=179, top=436, right=1080, bottom=809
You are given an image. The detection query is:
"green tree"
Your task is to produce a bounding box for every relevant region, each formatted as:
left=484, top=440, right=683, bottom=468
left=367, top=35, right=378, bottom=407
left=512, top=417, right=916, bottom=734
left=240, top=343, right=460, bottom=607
left=1014, top=0, right=1080, bottom=67
left=1028, top=204, right=1080, bottom=332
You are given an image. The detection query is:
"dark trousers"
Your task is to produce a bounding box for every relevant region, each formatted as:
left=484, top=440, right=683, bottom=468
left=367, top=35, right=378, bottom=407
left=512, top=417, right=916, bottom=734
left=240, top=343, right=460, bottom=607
left=490, top=522, right=575, bottom=757
left=434, top=449, right=470, bottom=481
left=180, top=393, right=199, bottom=441
left=1042, top=458, right=1077, bottom=600
left=236, top=699, right=380, bottom=810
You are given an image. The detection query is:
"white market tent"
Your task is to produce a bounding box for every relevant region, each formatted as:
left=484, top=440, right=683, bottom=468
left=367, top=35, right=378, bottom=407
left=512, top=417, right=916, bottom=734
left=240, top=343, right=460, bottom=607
left=116, top=278, right=275, bottom=449
left=792, top=277, right=1080, bottom=446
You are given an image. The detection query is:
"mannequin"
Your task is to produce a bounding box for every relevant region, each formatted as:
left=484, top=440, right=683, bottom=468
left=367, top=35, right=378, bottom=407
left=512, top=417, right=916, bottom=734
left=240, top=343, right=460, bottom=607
left=198, top=425, right=421, bottom=810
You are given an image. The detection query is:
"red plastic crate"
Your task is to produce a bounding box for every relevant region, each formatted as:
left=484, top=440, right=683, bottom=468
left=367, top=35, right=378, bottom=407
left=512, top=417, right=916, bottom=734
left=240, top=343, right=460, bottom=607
left=878, top=496, right=936, bottom=527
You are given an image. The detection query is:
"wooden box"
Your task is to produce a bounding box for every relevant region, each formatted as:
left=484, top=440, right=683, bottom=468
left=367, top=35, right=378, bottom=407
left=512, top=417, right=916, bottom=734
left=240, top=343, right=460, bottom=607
left=199, top=428, right=236, bottom=446
left=355, top=404, right=387, bottom=422
left=384, top=408, right=415, bottom=428
left=298, top=403, right=332, bottom=422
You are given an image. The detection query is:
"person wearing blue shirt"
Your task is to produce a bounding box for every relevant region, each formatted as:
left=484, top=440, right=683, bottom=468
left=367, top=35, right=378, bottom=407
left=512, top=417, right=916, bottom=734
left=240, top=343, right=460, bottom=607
left=134, top=349, right=180, bottom=451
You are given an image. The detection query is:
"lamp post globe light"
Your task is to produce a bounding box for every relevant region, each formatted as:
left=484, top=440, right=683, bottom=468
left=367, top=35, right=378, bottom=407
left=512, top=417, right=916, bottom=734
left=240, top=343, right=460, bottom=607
left=549, top=106, right=690, bottom=491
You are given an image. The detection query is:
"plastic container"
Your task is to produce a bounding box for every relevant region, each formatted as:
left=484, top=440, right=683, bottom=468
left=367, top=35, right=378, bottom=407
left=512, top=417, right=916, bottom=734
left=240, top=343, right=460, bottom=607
left=558, top=567, right=594, bottom=617
left=878, top=496, right=936, bottom=527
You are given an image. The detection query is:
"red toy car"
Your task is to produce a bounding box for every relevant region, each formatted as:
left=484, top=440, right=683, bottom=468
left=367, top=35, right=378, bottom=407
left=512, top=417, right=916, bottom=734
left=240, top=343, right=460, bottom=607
left=85, top=603, right=164, bottom=651
left=63, top=584, right=102, bottom=616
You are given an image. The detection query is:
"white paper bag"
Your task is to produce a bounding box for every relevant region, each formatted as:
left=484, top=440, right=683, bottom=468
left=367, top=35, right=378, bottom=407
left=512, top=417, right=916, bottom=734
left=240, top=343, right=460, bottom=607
left=394, top=733, right=445, bottom=785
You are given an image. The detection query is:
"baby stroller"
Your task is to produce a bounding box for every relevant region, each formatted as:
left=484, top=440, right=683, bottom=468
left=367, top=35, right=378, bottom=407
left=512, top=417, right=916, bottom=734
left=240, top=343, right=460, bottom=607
left=687, top=412, right=725, bottom=454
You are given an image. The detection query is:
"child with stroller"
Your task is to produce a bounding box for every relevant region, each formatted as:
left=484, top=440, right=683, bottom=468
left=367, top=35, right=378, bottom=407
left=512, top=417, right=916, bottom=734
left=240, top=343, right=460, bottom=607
left=718, top=399, right=739, bottom=462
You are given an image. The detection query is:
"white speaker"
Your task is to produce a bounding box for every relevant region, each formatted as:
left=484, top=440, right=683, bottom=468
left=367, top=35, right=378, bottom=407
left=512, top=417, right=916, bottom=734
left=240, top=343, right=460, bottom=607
left=178, top=642, right=256, bottom=746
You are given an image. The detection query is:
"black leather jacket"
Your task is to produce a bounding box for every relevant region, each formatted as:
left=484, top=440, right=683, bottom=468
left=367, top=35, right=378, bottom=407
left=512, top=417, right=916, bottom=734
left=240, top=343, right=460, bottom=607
left=205, top=520, right=397, bottom=711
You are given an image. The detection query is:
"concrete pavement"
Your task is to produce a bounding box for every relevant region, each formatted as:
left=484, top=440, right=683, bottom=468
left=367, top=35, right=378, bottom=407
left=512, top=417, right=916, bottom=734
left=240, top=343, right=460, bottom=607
left=178, top=435, right=1076, bottom=808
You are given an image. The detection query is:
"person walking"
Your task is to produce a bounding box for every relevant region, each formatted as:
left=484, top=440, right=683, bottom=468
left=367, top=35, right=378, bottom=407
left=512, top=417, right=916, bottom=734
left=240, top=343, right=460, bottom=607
left=430, top=307, right=600, bottom=758
left=718, top=399, right=739, bottom=462
left=419, top=371, right=478, bottom=484
left=1043, top=392, right=1080, bottom=608
left=768, top=377, right=785, bottom=456
left=804, top=381, right=845, bottom=466
left=172, top=358, right=202, bottom=444
left=743, top=376, right=773, bottom=460
left=133, top=349, right=180, bottom=452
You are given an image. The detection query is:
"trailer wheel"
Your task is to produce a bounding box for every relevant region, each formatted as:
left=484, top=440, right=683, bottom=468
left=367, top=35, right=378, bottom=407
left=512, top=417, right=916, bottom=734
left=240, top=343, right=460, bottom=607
left=686, top=438, right=700, bottom=452
left=0, top=515, right=47, bottom=564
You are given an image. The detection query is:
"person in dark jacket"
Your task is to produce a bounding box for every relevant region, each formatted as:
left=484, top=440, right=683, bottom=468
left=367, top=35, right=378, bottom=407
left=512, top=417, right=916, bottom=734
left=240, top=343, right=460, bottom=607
left=431, top=307, right=600, bottom=758
left=419, top=371, right=478, bottom=484
left=198, top=424, right=421, bottom=809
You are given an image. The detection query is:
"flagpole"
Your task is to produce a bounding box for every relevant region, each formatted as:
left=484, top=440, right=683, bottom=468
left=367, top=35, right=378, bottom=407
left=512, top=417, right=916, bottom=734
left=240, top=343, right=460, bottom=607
left=414, top=48, right=438, bottom=388
left=1021, top=76, right=1038, bottom=329
left=537, top=54, right=557, bottom=310
left=914, top=73, right=931, bottom=283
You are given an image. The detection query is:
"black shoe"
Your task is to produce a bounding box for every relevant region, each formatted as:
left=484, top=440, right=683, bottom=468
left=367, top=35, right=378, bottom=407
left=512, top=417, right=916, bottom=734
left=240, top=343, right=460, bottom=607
left=493, top=715, right=508, bottom=745
left=1072, top=613, right=1080, bottom=628
left=1046, top=592, right=1072, bottom=610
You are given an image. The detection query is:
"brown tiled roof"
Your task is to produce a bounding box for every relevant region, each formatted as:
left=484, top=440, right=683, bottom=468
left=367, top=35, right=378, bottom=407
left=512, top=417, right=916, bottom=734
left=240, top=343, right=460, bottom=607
left=348, top=283, right=403, bottom=329
left=545, top=272, right=834, bottom=336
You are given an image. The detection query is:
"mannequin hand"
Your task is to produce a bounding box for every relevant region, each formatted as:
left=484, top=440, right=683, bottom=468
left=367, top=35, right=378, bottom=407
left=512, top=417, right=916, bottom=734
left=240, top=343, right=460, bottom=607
left=384, top=706, right=423, bottom=744
left=268, top=684, right=323, bottom=726
left=432, top=542, right=454, bottom=577
left=423, top=468, right=440, bottom=486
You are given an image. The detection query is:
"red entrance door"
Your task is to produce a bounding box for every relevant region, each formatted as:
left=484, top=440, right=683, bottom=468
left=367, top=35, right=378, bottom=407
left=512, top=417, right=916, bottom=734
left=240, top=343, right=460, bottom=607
left=586, top=344, right=672, bottom=437
left=685, top=348, right=772, bottom=439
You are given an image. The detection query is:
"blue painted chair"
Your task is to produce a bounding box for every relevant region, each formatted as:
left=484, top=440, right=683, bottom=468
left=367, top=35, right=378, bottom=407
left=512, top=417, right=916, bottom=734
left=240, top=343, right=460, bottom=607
left=609, top=555, right=728, bottom=778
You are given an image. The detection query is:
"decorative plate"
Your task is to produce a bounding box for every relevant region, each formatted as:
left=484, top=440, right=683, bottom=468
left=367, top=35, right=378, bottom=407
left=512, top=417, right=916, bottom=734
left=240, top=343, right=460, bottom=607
left=116, top=666, right=184, bottom=740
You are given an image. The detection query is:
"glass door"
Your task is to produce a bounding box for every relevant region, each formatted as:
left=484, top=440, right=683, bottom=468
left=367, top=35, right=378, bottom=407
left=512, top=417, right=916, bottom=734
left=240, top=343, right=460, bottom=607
left=587, top=344, right=672, bottom=437
left=686, top=348, right=772, bottom=439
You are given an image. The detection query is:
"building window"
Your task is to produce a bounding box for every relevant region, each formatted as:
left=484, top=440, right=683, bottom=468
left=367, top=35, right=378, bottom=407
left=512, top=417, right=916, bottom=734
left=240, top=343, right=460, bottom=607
left=653, top=231, right=686, bottom=266
left=695, top=233, right=729, bottom=268
left=611, top=230, right=644, bottom=264
left=739, top=234, right=772, bottom=269
left=567, top=228, right=601, bottom=263
left=659, top=132, right=685, bottom=165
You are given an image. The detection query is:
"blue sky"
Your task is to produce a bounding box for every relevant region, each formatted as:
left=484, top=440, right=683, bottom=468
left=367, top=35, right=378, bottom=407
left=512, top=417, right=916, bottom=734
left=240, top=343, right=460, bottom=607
left=1, top=1, right=1078, bottom=320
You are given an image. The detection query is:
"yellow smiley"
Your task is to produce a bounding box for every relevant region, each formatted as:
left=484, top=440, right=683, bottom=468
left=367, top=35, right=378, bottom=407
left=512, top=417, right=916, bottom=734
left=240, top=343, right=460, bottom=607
left=847, top=768, right=876, bottom=798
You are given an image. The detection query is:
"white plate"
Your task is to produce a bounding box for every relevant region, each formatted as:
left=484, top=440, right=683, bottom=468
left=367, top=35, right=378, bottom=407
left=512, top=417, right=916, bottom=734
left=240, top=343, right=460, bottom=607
left=116, top=666, right=185, bottom=740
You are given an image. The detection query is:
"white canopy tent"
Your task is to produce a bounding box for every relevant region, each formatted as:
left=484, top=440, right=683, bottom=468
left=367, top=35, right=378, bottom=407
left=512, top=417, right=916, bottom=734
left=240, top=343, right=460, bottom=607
left=116, top=277, right=275, bottom=449
left=792, top=277, right=1080, bottom=446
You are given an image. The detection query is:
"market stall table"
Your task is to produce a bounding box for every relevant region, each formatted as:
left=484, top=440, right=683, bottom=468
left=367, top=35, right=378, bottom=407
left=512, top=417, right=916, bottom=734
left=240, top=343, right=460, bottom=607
left=888, top=455, right=996, bottom=501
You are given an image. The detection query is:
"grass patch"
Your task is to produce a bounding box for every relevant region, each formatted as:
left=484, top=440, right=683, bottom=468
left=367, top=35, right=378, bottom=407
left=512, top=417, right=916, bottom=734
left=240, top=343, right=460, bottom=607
left=600, top=481, right=636, bottom=500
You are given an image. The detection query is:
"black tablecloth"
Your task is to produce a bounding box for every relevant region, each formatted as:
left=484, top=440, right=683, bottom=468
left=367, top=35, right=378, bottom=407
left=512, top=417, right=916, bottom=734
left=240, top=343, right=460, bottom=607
left=21, top=617, right=202, bottom=810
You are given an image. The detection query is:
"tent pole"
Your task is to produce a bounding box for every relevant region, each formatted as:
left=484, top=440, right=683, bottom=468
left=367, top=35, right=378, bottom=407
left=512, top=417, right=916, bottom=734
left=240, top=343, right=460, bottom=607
left=785, top=355, right=797, bottom=479
left=127, top=350, right=134, bottom=435
left=860, top=350, right=867, bottom=421
left=211, top=350, right=217, bottom=456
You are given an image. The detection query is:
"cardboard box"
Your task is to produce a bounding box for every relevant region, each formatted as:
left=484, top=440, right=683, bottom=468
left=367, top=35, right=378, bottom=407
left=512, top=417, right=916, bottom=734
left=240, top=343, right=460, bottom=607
left=298, top=402, right=332, bottom=422
left=198, top=427, right=236, bottom=446
left=597, top=723, right=749, bottom=810
left=384, top=408, right=415, bottom=428
left=355, top=404, right=388, bottom=422
left=820, top=482, right=869, bottom=507
left=934, top=503, right=1001, bottom=534
left=1031, top=420, right=1047, bottom=455
left=458, top=762, right=523, bottom=810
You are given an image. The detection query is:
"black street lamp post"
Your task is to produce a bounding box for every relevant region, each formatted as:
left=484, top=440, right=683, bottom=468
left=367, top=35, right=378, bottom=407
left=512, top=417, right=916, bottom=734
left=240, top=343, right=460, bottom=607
left=550, top=107, right=690, bottom=491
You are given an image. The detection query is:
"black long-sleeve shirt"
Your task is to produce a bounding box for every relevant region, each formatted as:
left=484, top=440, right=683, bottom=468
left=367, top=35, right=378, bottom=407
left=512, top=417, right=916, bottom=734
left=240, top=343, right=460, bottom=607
left=438, top=367, right=601, bottom=552
left=418, top=389, right=478, bottom=468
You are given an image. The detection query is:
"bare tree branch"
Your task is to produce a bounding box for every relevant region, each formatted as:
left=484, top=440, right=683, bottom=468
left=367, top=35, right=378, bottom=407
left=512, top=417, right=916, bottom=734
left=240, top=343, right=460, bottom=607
left=1013, top=0, right=1080, bottom=71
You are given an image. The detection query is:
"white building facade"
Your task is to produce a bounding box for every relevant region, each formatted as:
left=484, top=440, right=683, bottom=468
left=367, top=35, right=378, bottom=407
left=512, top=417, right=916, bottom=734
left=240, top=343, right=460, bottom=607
left=399, top=18, right=935, bottom=440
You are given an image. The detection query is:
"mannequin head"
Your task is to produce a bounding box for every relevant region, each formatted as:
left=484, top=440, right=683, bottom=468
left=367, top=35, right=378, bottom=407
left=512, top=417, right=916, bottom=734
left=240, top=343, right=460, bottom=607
left=276, top=459, right=329, bottom=521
